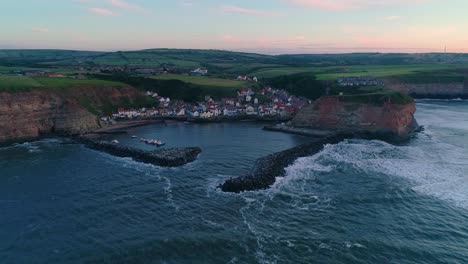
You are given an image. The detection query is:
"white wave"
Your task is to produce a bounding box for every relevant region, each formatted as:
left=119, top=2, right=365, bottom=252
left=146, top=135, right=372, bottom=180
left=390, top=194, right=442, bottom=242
left=280, top=136, right=468, bottom=209
left=416, top=98, right=468, bottom=102
left=11, top=142, right=42, bottom=153
left=163, top=177, right=180, bottom=211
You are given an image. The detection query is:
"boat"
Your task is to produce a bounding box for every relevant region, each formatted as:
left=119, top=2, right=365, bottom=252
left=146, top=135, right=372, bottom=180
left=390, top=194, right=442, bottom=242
left=154, top=140, right=166, bottom=147
left=131, top=135, right=137, bottom=139
left=140, top=138, right=165, bottom=147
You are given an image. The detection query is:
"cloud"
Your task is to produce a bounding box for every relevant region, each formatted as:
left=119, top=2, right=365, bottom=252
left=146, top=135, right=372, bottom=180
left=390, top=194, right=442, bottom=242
left=384, top=15, right=401, bottom=21
left=223, top=35, right=236, bottom=41
left=178, top=2, right=194, bottom=7
left=287, top=0, right=426, bottom=11
left=31, top=27, right=49, bottom=33
left=219, top=5, right=282, bottom=16
left=88, top=7, right=117, bottom=16
left=109, top=0, right=149, bottom=14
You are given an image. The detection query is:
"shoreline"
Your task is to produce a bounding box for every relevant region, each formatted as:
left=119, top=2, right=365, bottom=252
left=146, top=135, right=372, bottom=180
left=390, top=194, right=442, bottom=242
left=93, top=119, right=168, bottom=134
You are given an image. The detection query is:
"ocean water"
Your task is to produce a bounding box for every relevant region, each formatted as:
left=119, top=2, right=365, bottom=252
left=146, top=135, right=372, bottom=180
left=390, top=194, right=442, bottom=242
left=0, top=101, right=467, bottom=264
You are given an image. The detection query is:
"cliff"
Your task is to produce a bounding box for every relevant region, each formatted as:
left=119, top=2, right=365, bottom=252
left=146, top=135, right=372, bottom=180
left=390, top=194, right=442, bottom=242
left=0, top=86, right=145, bottom=143
left=385, top=80, right=468, bottom=99
left=290, top=96, right=419, bottom=139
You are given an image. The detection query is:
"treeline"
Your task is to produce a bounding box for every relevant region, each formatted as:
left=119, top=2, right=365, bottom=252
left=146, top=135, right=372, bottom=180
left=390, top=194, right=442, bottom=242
left=93, top=72, right=204, bottom=102
left=263, top=73, right=327, bottom=100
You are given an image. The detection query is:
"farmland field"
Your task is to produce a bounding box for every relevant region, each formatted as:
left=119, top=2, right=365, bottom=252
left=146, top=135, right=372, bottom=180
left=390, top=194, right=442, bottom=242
left=0, top=75, right=125, bottom=92
left=151, top=74, right=248, bottom=89
left=253, top=63, right=468, bottom=80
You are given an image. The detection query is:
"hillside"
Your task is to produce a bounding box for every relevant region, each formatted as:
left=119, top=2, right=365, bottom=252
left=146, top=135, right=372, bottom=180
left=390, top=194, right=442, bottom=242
left=1, top=48, right=467, bottom=101
left=3, top=49, right=468, bottom=74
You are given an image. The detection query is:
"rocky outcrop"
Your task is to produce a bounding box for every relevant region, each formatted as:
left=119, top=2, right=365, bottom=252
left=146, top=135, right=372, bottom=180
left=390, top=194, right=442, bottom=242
left=0, top=86, right=144, bottom=143
left=290, top=96, right=420, bottom=140
left=79, top=138, right=202, bottom=167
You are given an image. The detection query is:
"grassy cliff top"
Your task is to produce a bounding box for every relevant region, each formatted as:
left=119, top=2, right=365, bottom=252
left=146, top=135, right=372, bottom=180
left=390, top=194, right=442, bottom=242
left=0, top=75, right=126, bottom=92
left=332, top=86, right=414, bottom=105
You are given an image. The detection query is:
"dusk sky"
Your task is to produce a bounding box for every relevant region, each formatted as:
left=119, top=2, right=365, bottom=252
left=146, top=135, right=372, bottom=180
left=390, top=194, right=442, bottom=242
left=1, top=0, right=467, bottom=54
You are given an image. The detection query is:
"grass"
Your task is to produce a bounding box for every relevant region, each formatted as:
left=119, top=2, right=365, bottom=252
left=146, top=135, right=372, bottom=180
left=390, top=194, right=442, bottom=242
left=0, top=75, right=43, bottom=91
left=253, top=64, right=468, bottom=80
left=151, top=74, right=248, bottom=89
left=0, top=75, right=126, bottom=92
left=332, top=86, right=414, bottom=105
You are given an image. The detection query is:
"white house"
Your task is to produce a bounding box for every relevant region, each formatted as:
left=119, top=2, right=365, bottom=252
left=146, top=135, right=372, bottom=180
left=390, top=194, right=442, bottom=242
left=246, top=106, right=256, bottom=115
left=177, top=109, right=186, bottom=116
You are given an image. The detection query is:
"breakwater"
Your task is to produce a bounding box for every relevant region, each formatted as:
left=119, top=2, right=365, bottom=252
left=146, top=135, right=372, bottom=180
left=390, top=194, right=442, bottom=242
left=219, top=127, right=424, bottom=193
left=219, top=135, right=348, bottom=193
left=79, top=138, right=201, bottom=167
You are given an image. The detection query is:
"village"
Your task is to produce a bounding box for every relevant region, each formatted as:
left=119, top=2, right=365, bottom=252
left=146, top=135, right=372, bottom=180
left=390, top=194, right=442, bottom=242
left=111, top=86, right=310, bottom=122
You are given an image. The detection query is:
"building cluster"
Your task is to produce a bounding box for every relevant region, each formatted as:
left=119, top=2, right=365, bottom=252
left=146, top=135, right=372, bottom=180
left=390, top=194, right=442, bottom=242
left=236, top=75, right=258, bottom=82
left=16, top=70, right=87, bottom=79
left=113, top=87, right=310, bottom=120
left=190, top=68, right=208, bottom=76
left=337, top=76, right=384, bottom=87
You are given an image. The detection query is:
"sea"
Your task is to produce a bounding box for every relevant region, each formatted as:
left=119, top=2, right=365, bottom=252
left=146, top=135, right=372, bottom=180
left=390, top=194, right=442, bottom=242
left=0, top=100, right=467, bottom=264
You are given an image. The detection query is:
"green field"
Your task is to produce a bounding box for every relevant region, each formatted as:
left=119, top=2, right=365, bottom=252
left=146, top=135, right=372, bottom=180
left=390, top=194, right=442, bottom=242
left=151, top=74, right=248, bottom=89
left=253, top=64, right=468, bottom=80
left=0, top=75, right=125, bottom=92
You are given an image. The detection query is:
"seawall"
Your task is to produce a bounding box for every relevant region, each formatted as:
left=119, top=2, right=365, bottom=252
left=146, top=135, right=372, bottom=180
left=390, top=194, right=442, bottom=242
left=79, top=138, right=202, bottom=167
left=219, top=135, right=348, bottom=193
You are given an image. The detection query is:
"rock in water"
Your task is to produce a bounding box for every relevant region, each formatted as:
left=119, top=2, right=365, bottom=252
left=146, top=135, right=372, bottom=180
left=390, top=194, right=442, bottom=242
left=79, top=138, right=201, bottom=167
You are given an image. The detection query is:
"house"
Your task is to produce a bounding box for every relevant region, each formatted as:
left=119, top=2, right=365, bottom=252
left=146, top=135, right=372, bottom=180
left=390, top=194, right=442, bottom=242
left=177, top=108, right=186, bottom=116
left=222, top=98, right=236, bottom=106
left=23, top=70, right=46, bottom=77
left=246, top=105, right=256, bottom=115
left=237, top=75, right=248, bottom=81
left=134, top=68, right=156, bottom=75
left=47, top=73, right=66, bottom=78
left=71, top=73, right=87, bottom=79
left=118, top=108, right=138, bottom=118
left=223, top=105, right=237, bottom=116
left=191, top=68, right=208, bottom=76
left=337, top=76, right=384, bottom=87
left=200, top=111, right=213, bottom=119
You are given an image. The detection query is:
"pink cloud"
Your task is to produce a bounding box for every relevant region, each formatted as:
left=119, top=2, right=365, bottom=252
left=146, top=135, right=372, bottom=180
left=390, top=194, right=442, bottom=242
left=287, top=0, right=426, bottom=11
left=219, top=5, right=282, bottom=16
left=222, top=35, right=237, bottom=42
left=88, top=7, right=117, bottom=16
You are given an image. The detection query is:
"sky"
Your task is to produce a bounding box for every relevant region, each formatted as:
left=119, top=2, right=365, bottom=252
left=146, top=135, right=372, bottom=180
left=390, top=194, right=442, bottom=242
left=1, top=0, right=467, bottom=54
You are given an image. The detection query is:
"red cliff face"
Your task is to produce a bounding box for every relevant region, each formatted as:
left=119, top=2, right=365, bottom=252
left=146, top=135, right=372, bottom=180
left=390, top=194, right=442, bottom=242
left=0, top=86, right=143, bottom=143
left=291, top=96, right=418, bottom=137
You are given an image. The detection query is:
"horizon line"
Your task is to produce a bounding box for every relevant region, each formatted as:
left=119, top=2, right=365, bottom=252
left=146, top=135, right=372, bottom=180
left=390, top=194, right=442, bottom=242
left=0, top=47, right=465, bottom=56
